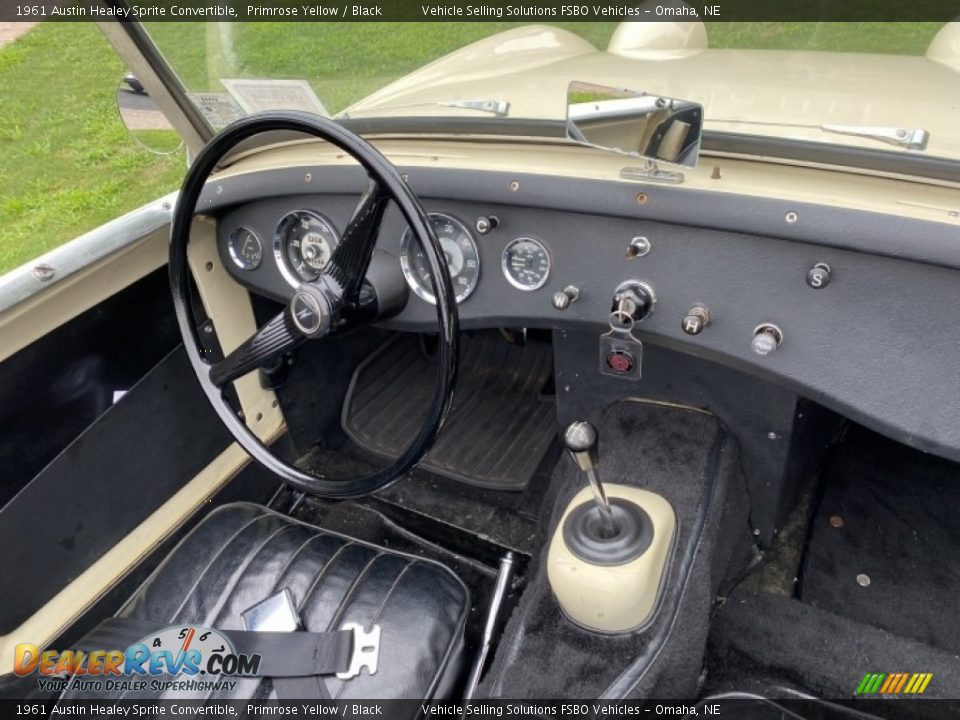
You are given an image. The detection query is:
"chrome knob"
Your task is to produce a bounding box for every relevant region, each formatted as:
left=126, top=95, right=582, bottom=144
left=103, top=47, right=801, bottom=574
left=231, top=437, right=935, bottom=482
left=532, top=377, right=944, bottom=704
left=552, top=285, right=580, bottom=310
left=751, top=324, right=783, bottom=356
left=475, top=215, right=499, bottom=234
left=563, top=421, right=598, bottom=471
left=682, top=306, right=711, bottom=336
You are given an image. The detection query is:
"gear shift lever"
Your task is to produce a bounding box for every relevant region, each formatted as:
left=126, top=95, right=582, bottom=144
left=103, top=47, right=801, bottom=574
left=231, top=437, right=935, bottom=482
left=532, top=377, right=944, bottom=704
left=549, top=421, right=676, bottom=633
left=563, top=421, right=617, bottom=536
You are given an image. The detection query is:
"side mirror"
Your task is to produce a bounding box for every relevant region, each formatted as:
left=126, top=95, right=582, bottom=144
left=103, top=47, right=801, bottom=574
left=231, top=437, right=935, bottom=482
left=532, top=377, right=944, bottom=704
left=566, top=81, right=702, bottom=169
left=116, top=73, right=183, bottom=155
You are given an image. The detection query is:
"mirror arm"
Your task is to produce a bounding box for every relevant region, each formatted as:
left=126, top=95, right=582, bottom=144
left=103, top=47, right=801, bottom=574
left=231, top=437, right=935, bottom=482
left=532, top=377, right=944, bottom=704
left=620, top=160, right=685, bottom=185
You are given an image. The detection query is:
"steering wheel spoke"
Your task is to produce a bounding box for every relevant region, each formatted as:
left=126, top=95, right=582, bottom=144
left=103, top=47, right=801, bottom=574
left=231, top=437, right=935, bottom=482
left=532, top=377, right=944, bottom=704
left=325, top=177, right=389, bottom=301
left=209, top=310, right=305, bottom=389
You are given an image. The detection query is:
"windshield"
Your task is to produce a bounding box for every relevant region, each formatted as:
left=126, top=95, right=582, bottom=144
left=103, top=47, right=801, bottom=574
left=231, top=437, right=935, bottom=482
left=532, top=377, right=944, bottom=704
left=140, top=21, right=960, bottom=163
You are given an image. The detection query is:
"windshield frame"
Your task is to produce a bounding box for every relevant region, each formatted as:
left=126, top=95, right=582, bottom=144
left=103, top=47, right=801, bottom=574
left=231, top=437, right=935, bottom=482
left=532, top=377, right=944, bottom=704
left=100, top=16, right=960, bottom=184
left=99, top=14, right=213, bottom=155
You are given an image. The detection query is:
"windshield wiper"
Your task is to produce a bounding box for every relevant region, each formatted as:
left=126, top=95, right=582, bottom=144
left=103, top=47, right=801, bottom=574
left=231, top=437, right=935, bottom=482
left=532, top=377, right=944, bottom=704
left=342, top=99, right=510, bottom=118
left=710, top=118, right=929, bottom=151
left=819, top=125, right=929, bottom=151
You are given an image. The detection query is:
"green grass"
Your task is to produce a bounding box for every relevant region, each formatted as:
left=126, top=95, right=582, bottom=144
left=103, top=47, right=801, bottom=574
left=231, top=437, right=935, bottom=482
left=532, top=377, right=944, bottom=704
left=0, top=22, right=185, bottom=273
left=0, top=21, right=944, bottom=275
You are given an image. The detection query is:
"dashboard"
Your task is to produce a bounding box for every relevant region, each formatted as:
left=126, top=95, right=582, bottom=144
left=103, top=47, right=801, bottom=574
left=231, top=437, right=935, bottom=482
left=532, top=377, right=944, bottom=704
left=207, top=162, right=960, bottom=464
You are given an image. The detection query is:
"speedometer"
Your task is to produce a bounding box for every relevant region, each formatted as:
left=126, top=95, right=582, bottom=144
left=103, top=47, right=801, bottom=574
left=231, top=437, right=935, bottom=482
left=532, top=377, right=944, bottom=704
left=502, top=237, right=550, bottom=291
left=399, top=213, right=479, bottom=304
left=274, top=210, right=339, bottom=288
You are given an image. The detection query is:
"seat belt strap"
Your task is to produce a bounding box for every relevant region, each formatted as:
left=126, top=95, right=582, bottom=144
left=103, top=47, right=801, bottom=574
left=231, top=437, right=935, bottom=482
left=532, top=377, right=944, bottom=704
left=274, top=676, right=331, bottom=700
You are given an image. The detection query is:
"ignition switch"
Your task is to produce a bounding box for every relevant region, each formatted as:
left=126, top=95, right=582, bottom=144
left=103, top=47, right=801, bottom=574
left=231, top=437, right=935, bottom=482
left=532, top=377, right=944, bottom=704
left=610, top=280, right=656, bottom=327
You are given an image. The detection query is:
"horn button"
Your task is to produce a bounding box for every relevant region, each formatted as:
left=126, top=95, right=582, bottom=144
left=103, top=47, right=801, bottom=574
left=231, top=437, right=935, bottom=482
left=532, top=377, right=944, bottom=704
left=289, top=285, right=331, bottom=337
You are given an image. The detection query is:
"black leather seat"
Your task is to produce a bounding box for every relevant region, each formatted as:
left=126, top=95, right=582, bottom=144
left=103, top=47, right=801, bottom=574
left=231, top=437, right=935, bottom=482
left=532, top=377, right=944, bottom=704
left=63, top=502, right=470, bottom=700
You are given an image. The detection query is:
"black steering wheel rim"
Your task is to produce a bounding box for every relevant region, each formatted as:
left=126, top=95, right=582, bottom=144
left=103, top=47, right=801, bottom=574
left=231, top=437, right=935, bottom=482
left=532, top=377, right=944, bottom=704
left=169, top=111, right=459, bottom=498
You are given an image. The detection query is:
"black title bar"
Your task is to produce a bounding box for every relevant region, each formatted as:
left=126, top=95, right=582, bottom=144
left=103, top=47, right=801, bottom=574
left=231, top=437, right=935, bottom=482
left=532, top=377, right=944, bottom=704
left=3, top=0, right=960, bottom=22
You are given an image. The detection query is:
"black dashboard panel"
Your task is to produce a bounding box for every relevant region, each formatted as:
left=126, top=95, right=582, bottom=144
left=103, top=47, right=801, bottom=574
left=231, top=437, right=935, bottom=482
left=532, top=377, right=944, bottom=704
left=208, top=164, right=960, bottom=463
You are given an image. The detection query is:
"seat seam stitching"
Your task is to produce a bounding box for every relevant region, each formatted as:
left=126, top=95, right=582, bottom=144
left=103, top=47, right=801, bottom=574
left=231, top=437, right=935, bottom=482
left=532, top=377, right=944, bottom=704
left=332, top=558, right=416, bottom=701
left=325, top=552, right=385, bottom=632
left=266, top=531, right=334, bottom=596
left=370, top=559, right=417, bottom=627
left=296, top=537, right=356, bottom=613
left=168, top=513, right=268, bottom=623
left=208, top=523, right=297, bottom=627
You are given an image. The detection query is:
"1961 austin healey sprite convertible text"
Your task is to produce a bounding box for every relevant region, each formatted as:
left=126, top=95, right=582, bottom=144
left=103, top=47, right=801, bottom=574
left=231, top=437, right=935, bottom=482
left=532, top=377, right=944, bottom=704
left=1, top=8, right=960, bottom=718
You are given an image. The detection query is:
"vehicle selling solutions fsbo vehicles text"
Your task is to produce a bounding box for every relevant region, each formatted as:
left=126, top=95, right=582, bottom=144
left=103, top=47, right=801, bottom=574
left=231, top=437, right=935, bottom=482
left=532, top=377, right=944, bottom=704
left=417, top=4, right=719, bottom=18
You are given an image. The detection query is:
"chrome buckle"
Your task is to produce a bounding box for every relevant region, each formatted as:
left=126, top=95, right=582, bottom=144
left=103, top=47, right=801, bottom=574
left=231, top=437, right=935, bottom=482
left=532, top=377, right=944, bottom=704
left=336, top=623, right=381, bottom=679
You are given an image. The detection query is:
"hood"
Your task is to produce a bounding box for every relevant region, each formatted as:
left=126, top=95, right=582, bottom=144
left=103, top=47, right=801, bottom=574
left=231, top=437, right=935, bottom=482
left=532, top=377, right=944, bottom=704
left=344, top=23, right=960, bottom=162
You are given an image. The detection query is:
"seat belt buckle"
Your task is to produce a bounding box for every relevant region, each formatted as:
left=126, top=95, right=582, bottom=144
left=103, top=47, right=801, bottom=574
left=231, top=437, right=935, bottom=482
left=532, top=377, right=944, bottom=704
left=336, top=623, right=381, bottom=680
left=241, top=588, right=301, bottom=632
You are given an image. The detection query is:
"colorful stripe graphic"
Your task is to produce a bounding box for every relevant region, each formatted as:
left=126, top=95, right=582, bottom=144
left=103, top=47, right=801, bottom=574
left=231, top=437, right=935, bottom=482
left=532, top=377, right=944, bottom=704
left=856, top=672, right=933, bottom=695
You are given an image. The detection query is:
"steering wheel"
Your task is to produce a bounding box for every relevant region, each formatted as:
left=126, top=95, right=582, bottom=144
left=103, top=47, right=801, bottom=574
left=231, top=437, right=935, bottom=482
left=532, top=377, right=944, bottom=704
left=169, top=111, right=459, bottom=497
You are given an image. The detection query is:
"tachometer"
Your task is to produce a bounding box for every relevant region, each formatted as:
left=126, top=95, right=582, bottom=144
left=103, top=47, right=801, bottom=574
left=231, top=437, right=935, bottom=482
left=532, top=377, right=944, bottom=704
left=400, top=213, right=479, bottom=304
left=227, top=226, right=263, bottom=270
left=502, top=237, right=550, bottom=291
left=274, top=210, right=339, bottom=287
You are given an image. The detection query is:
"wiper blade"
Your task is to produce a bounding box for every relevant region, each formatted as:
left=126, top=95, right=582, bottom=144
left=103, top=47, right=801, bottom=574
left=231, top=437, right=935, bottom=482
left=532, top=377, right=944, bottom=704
left=438, top=99, right=510, bottom=116
left=343, top=99, right=510, bottom=118
left=819, top=125, right=928, bottom=151
left=710, top=118, right=929, bottom=151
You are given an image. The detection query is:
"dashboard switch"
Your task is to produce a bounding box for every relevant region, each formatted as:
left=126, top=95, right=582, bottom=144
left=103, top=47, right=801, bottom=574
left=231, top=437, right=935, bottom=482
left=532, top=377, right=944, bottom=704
left=626, top=236, right=652, bottom=258
left=552, top=285, right=580, bottom=310
left=751, top=324, right=784, bottom=356
left=475, top=215, right=499, bottom=234
left=806, top=262, right=832, bottom=289
left=682, top=306, right=711, bottom=335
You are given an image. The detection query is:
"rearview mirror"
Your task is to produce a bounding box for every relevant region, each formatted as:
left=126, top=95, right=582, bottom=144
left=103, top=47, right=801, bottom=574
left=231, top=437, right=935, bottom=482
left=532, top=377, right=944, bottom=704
left=116, top=73, right=183, bottom=155
left=566, top=81, right=702, bottom=169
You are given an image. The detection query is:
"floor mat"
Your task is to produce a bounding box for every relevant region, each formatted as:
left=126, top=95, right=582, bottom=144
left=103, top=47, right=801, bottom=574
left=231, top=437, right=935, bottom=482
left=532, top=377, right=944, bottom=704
left=342, top=331, right=555, bottom=490
left=708, top=589, right=960, bottom=711
left=799, top=424, right=960, bottom=654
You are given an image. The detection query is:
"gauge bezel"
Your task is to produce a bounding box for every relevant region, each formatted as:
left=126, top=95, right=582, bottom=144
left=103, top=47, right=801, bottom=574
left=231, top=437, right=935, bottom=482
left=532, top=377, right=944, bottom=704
left=227, top=226, right=263, bottom=271
left=273, top=209, right=340, bottom=289
left=501, top=236, right=551, bottom=292
left=400, top=212, right=480, bottom=305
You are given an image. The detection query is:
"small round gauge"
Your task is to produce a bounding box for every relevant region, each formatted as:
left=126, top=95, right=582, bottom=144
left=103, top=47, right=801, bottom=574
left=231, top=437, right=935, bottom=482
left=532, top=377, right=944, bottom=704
left=273, top=210, right=339, bottom=287
left=400, top=213, right=480, bottom=304
left=502, top=237, right=551, bottom=291
left=227, top=227, right=263, bottom=270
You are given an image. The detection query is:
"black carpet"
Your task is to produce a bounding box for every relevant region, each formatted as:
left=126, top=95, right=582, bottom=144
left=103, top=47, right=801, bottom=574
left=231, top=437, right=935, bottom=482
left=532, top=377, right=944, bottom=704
left=342, top=331, right=555, bottom=490
left=481, top=400, right=754, bottom=699
left=799, top=425, right=960, bottom=654
left=708, top=589, right=960, bottom=717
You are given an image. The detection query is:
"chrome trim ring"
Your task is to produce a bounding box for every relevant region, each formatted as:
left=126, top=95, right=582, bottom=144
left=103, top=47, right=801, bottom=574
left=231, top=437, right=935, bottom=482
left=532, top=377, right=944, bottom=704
left=227, top=226, right=263, bottom=271
left=501, top=236, right=551, bottom=291
left=399, top=212, right=479, bottom=305
left=272, top=209, right=339, bottom=289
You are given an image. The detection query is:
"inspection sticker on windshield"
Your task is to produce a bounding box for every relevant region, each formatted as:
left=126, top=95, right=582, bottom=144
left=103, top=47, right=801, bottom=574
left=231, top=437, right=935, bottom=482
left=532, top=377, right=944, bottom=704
left=187, top=93, right=246, bottom=130
left=222, top=79, right=328, bottom=117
